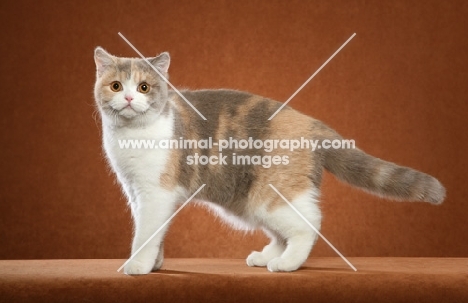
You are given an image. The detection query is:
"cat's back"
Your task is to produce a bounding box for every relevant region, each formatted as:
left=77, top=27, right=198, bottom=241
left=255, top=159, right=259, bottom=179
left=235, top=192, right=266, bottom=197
left=171, top=88, right=307, bottom=122
left=169, top=88, right=314, bottom=140
left=178, top=89, right=253, bottom=105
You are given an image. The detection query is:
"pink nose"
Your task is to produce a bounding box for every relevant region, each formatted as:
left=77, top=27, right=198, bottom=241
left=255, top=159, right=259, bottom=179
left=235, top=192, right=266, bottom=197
left=125, top=95, right=133, bottom=102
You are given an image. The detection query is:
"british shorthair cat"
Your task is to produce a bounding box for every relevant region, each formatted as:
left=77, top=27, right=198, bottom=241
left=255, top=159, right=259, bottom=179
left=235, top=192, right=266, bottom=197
left=93, top=47, right=445, bottom=275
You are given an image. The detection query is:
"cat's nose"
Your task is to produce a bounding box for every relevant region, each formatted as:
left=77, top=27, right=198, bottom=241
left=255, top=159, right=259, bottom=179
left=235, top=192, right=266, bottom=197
left=125, top=95, right=134, bottom=102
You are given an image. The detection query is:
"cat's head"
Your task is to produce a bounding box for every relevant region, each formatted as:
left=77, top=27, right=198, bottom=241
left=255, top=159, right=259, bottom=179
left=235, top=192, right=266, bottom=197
left=93, top=47, right=170, bottom=126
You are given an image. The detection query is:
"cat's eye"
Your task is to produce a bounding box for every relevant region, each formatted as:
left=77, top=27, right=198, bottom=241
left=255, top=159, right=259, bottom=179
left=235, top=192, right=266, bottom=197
left=138, top=83, right=150, bottom=94
left=110, top=81, right=122, bottom=92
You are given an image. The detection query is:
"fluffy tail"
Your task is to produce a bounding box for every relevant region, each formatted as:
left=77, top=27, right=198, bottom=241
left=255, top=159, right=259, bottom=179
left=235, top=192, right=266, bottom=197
left=322, top=141, right=445, bottom=205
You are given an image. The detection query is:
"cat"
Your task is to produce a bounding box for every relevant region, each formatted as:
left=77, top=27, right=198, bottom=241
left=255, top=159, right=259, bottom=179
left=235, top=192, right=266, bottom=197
left=93, top=47, right=445, bottom=275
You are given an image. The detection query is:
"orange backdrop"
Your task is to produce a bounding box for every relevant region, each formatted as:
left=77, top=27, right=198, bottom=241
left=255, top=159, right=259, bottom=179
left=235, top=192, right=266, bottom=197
left=0, top=0, right=467, bottom=259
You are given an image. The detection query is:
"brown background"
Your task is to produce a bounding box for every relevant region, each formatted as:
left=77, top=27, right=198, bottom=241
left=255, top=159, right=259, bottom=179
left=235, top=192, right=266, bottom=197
left=0, top=0, right=466, bottom=260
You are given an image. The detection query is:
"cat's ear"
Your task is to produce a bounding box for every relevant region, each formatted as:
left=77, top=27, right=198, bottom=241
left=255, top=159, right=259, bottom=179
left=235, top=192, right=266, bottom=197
left=149, top=52, right=170, bottom=74
left=94, top=47, right=115, bottom=77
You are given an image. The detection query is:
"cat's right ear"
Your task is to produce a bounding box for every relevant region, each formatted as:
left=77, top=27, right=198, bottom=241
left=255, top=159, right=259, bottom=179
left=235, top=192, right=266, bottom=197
left=149, top=52, right=171, bottom=74
left=94, top=47, right=114, bottom=77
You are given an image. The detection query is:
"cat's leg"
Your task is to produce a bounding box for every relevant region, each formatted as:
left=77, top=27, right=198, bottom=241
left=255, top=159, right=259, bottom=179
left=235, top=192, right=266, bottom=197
left=152, top=241, right=164, bottom=271
left=263, top=189, right=321, bottom=272
left=124, top=189, right=179, bottom=275
left=246, top=229, right=285, bottom=267
left=121, top=181, right=137, bottom=218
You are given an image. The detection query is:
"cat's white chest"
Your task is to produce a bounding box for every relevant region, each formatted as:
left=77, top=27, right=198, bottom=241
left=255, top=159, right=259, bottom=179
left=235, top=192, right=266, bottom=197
left=102, top=114, right=174, bottom=187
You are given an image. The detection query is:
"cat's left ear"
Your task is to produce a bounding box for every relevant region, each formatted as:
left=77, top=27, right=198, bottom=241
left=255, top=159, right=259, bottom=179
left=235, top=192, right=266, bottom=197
left=94, top=47, right=115, bottom=77
left=149, top=52, right=170, bottom=74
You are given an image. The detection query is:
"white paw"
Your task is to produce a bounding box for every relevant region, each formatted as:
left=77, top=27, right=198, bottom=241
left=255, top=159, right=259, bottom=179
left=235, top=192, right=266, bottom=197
left=267, top=257, right=301, bottom=272
left=246, top=251, right=269, bottom=267
left=124, top=259, right=154, bottom=275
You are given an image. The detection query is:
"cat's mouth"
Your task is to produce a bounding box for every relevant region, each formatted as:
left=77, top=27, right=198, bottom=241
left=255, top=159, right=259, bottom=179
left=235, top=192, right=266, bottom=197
left=105, top=100, right=155, bottom=120
left=106, top=105, right=145, bottom=119
left=118, top=106, right=143, bottom=118
left=126, top=103, right=157, bottom=118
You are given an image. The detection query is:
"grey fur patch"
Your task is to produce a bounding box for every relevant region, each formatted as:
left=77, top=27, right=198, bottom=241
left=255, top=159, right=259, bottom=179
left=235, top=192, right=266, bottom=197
left=171, top=90, right=271, bottom=215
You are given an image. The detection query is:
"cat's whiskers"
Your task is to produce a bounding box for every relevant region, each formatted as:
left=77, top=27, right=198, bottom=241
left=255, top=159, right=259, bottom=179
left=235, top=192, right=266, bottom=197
left=91, top=109, right=101, bottom=129
left=112, top=110, right=119, bottom=127
left=138, top=112, right=147, bottom=128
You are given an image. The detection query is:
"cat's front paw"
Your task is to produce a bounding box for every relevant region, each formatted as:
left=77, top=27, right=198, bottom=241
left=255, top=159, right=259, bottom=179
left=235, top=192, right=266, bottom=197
left=267, top=257, right=301, bottom=272
left=124, top=259, right=154, bottom=275
left=246, top=251, right=269, bottom=267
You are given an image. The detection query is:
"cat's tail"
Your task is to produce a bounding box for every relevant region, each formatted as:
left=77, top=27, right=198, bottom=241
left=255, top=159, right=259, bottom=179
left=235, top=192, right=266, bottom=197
left=320, top=134, right=445, bottom=205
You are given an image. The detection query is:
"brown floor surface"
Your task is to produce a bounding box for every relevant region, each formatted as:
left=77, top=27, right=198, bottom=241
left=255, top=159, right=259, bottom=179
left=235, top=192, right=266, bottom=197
left=1, top=258, right=467, bottom=302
